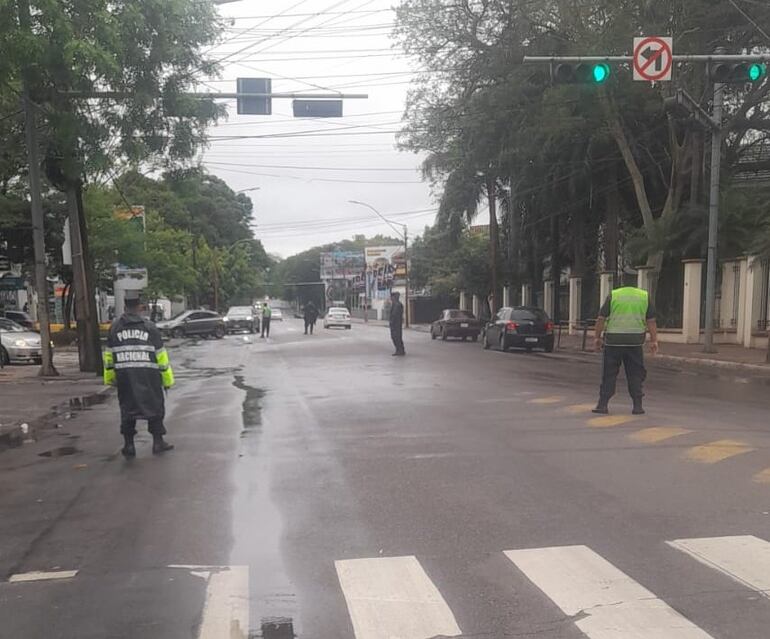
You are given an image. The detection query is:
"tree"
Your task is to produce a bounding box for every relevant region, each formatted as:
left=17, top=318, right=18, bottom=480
left=395, top=0, right=770, bottom=324
left=1, top=0, right=225, bottom=372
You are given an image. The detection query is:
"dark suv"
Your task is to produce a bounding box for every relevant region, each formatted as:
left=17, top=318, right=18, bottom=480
left=157, top=310, right=226, bottom=339
left=224, top=306, right=259, bottom=334
left=482, top=306, right=554, bottom=352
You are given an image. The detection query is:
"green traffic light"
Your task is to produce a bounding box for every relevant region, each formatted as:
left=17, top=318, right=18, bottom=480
left=748, top=63, right=766, bottom=82
left=593, top=63, right=610, bottom=83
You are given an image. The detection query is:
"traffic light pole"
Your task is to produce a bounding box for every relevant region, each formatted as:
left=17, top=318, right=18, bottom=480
left=523, top=51, right=770, bottom=354
left=703, top=81, right=724, bottom=353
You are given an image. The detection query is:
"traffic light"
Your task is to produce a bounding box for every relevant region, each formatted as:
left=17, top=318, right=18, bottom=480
left=708, top=62, right=767, bottom=84
left=551, top=62, right=611, bottom=84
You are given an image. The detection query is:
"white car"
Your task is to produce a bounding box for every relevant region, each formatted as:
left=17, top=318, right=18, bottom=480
left=324, top=307, right=351, bottom=329
left=0, top=318, right=44, bottom=365
left=272, top=308, right=283, bottom=321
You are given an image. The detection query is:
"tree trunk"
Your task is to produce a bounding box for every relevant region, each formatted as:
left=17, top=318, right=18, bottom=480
left=551, top=202, right=561, bottom=321
left=604, top=169, right=620, bottom=280
left=690, top=130, right=703, bottom=206
left=487, top=175, right=500, bottom=314
left=66, top=184, right=99, bottom=373
left=76, top=184, right=103, bottom=375
left=569, top=150, right=586, bottom=278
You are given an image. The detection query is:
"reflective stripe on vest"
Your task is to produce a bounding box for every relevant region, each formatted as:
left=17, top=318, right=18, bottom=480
left=605, top=287, right=648, bottom=334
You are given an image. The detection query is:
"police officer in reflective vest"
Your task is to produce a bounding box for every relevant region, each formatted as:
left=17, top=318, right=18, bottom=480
left=261, top=299, right=272, bottom=338
left=593, top=280, right=659, bottom=415
left=103, top=292, right=175, bottom=458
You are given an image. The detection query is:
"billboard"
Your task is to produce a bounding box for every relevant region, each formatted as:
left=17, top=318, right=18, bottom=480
left=320, top=251, right=365, bottom=281
left=365, top=245, right=406, bottom=300
left=320, top=251, right=366, bottom=305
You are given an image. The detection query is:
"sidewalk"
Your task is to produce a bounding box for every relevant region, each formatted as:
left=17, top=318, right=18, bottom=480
left=555, top=332, right=770, bottom=373
left=0, top=348, right=109, bottom=450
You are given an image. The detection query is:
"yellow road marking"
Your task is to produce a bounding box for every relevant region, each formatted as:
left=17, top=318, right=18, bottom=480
left=587, top=415, right=638, bottom=428
left=629, top=427, right=692, bottom=444
left=528, top=396, right=564, bottom=405
left=685, top=439, right=755, bottom=464
left=753, top=468, right=770, bottom=484
left=562, top=403, right=596, bottom=414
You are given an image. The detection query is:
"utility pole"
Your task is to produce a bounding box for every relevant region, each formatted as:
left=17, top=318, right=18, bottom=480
left=403, top=226, right=409, bottom=328
left=703, top=81, right=724, bottom=353
left=18, top=0, right=56, bottom=377
left=488, top=175, right=499, bottom=315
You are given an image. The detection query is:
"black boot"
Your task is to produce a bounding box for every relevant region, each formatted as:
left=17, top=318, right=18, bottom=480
left=632, top=400, right=645, bottom=415
left=592, top=402, right=609, bottom=415
left=152, top=435, right=174, bottom=454
left=122, top=434, right=136, bottom=459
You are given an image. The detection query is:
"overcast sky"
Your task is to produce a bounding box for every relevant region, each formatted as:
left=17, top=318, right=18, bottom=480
left=196, top=0, right=436, bottom=258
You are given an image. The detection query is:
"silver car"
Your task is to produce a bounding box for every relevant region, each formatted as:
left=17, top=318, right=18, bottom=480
left=0, top=318, right=43, bottom=365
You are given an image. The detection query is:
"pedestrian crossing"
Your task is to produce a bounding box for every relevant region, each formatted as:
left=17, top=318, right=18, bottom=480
left=6, top=535, right=770, bottom=638
left=334, top=535, right=770, bottom=639
left=524, top=394, right=769, bottom=484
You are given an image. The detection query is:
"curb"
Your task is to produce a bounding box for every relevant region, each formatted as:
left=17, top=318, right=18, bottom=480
left=554, top=346, right=770, bottom=375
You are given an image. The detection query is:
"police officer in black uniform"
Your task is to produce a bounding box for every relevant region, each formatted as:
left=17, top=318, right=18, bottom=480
left=389, top=291, right=405, bottom=356
left=103, top=292, right=175, bottom=458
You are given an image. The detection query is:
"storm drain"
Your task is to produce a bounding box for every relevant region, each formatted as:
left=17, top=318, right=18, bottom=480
left=255, top=617, right=294, bottom=639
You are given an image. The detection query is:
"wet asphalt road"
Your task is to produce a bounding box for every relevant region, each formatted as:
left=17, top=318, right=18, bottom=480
left=2, top=317, right=770, bottom=638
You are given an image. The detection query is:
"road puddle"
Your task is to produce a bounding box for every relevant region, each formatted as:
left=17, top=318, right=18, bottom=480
left=232, top=375, right=266, bottom=437
left=38, top=445, right=79, bottom=457
left=68, top=393, right=108, bottom=410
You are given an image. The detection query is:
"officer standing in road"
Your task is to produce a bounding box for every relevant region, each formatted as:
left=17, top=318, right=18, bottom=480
left=389, top=291, right=405, bottom=356
left=103, top=292, right=175, bottom=458
left=303, top=300, right=318, bottom=335
left=593, top=277, right=659, bottom=415
left=261, top=297, right=272, bottom=338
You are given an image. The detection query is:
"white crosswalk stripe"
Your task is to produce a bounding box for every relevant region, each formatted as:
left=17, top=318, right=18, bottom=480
left=335, top=555, right=462, bottom=639
left=504, top=545, right=714, bottom=639
left=667, top=535, right=770, bottom=597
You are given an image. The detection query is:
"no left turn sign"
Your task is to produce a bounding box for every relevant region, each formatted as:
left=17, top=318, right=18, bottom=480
left=633, top=36, right=673, bottom=82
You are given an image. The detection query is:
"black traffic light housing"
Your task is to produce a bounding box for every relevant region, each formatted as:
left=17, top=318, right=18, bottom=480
left=708, top=62, right=767, bottom=84
left=551, top=62, right=610, bottom=84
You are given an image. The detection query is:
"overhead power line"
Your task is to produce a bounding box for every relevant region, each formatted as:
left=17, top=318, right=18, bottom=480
left=226, top=9, right=391, bottom=20
left=202, top=160, right=418, bottom=172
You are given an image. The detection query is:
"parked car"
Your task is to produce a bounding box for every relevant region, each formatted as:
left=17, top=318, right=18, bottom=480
left=224, top=306, right=259, bottom=334
left=430, top=309, right=482, bottom=341
left=482, top=306, right=554, bottom=352
left=156, top=310, right=226, bottom=339
left=2, top=310, right=35, bottom=331
left=324, top=307, right=352, bottom=329
left=0, top=318, right=44, bottom=365
left=272, top=308, right=284, bottom=321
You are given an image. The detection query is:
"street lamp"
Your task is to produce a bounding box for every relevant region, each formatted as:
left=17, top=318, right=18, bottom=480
left=348, top=200, right=409, bottom=328
left=236, top=186, right=261, bottom=194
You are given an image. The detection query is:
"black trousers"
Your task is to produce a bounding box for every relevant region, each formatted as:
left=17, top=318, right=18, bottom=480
left=599, top=345, right=646, bottom=403
left=390, top=327, right=405, bottom=354
left=261, top=317, right=271, bottom=337
left=304, top=320, right=315, bottom=334
left=121, top=416, right=166, bottom=437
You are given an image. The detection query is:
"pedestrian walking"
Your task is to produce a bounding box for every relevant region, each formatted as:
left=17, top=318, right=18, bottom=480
left=261, top=299, right=272, bottom=338
left=593, top=278, right=659, bottom=415
left=303, top=300, right=318, bottom=335
left=389, top=291, right=405, bottom=356
left=103, top=292, right=175, bottom=458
